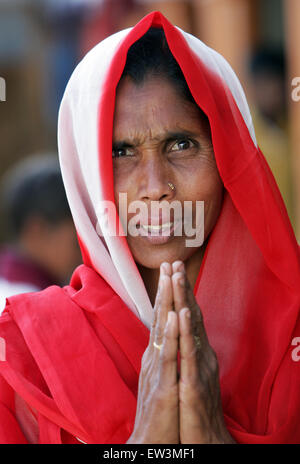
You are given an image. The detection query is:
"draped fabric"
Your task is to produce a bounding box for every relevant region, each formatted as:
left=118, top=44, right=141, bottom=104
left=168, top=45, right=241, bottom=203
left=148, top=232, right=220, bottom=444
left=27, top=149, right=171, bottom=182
left=0, top=11, right=299, bottom=443
left=0, top=266, right=148, bottom=443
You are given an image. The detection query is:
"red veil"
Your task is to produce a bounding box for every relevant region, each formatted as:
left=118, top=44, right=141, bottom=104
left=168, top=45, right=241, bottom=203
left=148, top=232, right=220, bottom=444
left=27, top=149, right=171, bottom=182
left=0, top=12, right=299, bottom=444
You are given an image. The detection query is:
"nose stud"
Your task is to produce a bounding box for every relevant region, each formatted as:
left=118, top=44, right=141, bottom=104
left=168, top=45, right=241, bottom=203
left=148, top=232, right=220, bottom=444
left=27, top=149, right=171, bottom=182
left=168, top=182, right=175, bottom=191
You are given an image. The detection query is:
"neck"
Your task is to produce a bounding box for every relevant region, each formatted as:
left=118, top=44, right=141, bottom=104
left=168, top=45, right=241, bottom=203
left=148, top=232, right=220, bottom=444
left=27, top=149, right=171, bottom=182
left=138, top=243, right=207, bottom=306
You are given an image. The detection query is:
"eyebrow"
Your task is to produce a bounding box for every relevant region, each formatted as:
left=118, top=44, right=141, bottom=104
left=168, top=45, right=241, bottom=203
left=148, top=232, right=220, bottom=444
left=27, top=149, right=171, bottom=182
left=112, top=129, right=200, bottom=149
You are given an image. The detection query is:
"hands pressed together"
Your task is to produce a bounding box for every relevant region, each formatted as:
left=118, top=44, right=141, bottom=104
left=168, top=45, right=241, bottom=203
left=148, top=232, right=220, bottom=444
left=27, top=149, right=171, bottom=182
left=127, top=261, right=235, bottom=444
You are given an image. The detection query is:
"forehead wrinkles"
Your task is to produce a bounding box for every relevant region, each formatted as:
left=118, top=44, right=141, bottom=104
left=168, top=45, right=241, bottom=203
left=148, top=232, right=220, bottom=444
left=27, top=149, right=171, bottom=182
left=114, top=105, right=176, bottom=143
left=115, top=88, right=172, bottom=121
left=113, top=77, right=209, bottom=144
left=113, top=97, right=202, bottom=144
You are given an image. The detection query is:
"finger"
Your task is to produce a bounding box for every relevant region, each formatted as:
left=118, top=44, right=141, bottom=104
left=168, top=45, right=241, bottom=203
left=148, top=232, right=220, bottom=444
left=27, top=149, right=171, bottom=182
left=178, top=307, right=199, bottom=383
left=183, top=276, right=209, bottom=347
left=149, top=288, right=161, bottom=346
left=154, top=272, right=173, bottom=349
left=178, top=279, right=217, bottom=390
left=172, top=271, right=187, bottom=314
left=162, top=261, right=172, bottom=277
left=153, top=262, right=171, bottom=316
left=151, top=263, right=174, bottom=350
left=172, top=260, right=185, bottom=275
left=150, top=262, right=170, bottom=345
left=158, top=310, right=179, bottom=387
left=172, top=266, right=208, bottom=348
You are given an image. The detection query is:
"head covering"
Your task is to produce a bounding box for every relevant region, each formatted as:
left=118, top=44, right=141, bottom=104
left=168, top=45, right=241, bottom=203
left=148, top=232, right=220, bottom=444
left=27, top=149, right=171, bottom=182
left=0, top=11, right=299, bottom=444
left=58, top=12, right=299, bottom=312
left=57, top=11, right=300, bottom=442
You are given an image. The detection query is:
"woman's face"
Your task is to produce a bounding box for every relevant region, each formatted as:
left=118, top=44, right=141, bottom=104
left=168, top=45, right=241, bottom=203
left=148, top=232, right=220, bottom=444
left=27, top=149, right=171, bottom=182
left=112, top=76, right=223, bottom=269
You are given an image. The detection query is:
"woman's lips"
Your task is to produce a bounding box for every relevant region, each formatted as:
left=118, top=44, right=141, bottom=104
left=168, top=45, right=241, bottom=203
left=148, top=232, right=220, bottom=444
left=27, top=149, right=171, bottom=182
left=139, top=222, right=173, bottom=234
left=137, top=221, right=181, bottom=245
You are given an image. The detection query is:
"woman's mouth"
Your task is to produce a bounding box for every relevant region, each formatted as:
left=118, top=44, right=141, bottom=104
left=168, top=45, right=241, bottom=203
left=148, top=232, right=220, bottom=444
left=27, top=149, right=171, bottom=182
left=139, top=222, right=174, bottom=235
left=137, top=221, right=180, bottom=245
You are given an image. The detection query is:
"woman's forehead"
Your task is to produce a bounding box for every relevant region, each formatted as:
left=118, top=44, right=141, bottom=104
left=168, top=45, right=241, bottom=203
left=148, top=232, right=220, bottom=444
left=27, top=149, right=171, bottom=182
left=113, top=76, right=209, bottom=141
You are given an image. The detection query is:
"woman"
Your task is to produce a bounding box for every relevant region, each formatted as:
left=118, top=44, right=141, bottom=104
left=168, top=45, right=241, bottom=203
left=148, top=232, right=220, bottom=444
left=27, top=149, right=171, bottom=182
left=0, top=11, right=299, bottom=444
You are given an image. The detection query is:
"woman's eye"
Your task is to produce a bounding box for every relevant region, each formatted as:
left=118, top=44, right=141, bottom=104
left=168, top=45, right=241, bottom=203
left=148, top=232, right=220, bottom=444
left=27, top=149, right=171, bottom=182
left=112, top=147, right=135, bottom=158
left=170, top=139, right=195, bottom=152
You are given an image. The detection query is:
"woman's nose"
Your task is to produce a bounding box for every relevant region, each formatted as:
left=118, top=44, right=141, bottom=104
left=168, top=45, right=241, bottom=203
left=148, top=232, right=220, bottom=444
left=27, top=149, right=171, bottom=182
left=138, top=155, right=174, bottom=202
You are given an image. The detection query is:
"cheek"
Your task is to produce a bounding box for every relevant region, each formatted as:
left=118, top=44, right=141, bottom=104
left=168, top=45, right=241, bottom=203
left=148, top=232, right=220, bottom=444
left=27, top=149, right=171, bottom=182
left=113, top=165, right=133, bottom=201
left=113, top=170, right=137, bottom=229
left=113, top=171, right=125, bottom=210
left=203, top=177, right=224, bottom=230
left=186, top=164, right=222, bottom=200
left=189, top=169, right=223, bottom=226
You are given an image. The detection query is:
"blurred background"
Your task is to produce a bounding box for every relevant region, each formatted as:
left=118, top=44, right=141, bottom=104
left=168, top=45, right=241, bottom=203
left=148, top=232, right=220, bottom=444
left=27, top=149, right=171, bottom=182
left=0, top=0, right=299, bottom=299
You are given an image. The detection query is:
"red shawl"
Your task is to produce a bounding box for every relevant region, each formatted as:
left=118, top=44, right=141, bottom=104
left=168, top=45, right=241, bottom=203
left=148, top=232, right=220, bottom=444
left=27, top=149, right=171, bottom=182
left=0, top=265, right=148, bottom=444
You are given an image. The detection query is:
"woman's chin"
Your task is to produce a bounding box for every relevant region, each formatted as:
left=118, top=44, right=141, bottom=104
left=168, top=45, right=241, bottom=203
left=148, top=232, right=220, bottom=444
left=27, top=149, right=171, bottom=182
left=131, top=243, right=200, bottom=270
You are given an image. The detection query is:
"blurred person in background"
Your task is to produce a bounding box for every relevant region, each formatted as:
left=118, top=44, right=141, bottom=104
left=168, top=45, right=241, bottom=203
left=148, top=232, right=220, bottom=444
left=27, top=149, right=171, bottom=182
left=248, top=47, right=294, bottom=226
left=0, top=155, right=82, bottom=309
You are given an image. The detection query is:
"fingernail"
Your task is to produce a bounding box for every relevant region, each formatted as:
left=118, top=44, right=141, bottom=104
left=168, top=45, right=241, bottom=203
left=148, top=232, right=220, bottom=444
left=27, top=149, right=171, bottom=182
left=160, top=262, right=168, bottom=275
left=181, top=307, right=191, bottom=318
left=172, top=261, right=185, bottom=274
left=178, top=262, right=185, bottom=273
